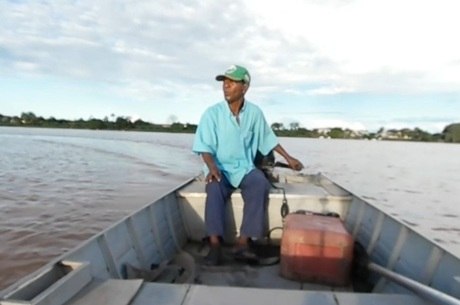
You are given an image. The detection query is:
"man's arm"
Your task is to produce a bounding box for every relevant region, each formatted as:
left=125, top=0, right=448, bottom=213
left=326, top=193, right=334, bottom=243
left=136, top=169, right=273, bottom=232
left=201, top=152, right=222, bottom=183
left=273, top=144, right=304, bottom=171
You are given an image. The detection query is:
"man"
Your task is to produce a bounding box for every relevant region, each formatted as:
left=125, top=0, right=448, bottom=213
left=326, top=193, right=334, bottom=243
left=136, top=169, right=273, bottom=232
left=193, top=65, right=303, bottom=265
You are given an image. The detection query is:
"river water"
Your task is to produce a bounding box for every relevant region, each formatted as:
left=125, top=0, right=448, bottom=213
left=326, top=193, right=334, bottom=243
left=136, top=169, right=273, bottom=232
left=1, top=127, right=459, bottom=290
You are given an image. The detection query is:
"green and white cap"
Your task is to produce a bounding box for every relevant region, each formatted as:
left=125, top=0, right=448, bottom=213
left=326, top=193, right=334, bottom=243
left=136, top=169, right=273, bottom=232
left=216, top=65, right=251, bottom=84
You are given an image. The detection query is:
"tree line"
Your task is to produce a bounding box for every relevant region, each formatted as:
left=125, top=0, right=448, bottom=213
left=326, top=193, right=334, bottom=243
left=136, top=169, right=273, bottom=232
left=0, top=112, right=197, bottom=133
left=1, top=112, right=460, bottom=143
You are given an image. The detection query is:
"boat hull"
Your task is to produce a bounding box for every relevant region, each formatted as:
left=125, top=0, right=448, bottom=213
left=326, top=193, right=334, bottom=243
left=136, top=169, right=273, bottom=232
left=1, top=173, right=459, bottom=305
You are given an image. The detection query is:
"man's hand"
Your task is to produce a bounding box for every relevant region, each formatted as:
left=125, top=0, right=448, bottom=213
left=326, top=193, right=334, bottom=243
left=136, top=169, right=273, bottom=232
left=273, top=145, right=304, bottom=171
left=201, top=152, right=221, bottom=183
left=206, top=167, right=222, bottom=184
left=287, top=157, right=304, bottom=171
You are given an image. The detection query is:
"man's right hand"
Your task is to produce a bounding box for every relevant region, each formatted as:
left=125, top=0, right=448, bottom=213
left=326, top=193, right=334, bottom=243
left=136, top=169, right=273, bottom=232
left=201, top=153, right=221, bottom=183
left=206, top=168, right=221, bottom=184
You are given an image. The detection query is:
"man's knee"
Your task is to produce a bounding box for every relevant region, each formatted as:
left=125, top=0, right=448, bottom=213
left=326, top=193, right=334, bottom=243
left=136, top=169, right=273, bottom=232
left=241, top=169, right=270, bottom=196
left=205, top=180, right=220, bottom=194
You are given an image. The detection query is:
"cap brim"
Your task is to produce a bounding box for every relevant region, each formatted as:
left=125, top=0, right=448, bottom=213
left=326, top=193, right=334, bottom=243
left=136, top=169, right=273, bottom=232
left=215, top=75, right=245, bottom=82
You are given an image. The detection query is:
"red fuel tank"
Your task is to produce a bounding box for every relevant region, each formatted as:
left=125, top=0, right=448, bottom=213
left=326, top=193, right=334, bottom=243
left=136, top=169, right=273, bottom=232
left=280, top=213, right=354, bottom=286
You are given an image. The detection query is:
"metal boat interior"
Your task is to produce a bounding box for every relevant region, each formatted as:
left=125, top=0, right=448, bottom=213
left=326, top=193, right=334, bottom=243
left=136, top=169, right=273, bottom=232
left=1, top=172, right=460, bottom=305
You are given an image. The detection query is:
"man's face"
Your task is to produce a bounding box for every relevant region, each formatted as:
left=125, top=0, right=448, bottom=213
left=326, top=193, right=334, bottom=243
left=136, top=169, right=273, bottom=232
left=222, top=78, right=248, bottom=104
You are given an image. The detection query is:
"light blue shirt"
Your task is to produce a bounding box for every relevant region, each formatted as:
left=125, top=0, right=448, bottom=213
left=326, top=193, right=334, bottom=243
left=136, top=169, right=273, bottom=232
left=193, top=100, right=278, bottom=187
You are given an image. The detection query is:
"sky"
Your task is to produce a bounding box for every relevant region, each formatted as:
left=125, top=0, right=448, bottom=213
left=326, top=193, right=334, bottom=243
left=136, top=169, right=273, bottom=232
left=1, top=0, right=460, bottom=133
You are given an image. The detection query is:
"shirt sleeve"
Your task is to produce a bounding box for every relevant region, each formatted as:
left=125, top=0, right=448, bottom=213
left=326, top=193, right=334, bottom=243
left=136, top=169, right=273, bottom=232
left=192, top=108, right=217, bottom=155
left=257, top=109, right=278, bottom=155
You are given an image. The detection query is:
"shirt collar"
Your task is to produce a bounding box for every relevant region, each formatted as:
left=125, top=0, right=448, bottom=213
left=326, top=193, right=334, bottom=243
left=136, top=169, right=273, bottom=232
left=222, top=99, right=247, bottom=117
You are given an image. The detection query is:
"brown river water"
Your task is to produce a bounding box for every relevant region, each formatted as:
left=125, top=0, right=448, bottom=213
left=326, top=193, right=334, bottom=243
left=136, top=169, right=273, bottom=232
left=1, top=127, right=459, bottom=290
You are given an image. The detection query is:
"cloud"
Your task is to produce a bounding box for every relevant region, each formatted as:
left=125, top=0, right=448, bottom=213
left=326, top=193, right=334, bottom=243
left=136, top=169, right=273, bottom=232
left=245, top=0, right=460, bottom=90
left=308, top=85, right=355, bottom=95
left=1, top=0, right=459, bottom=132
left=3, top=0, right=459, bottom=96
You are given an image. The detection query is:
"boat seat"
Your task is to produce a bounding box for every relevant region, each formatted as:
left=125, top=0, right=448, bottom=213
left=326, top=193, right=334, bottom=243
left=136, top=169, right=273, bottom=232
left=129, top=283, right=431, bottom=305
left=177, top=179, right=352, bottom=242
left=66, top=279, right=142, bottom=305
left=176, top=180, right=337, bottom=198
left=129, top=282, right=188, bottom=305
left=1, top=261, right=92, bottom=305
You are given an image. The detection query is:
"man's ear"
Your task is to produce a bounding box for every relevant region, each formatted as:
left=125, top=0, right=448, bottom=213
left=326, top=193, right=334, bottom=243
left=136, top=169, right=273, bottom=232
left=243, top=83, right=250, bottom=94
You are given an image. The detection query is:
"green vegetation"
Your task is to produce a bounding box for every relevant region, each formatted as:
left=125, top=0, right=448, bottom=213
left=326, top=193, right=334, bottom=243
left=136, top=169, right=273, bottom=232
left=1, top=112, right=459, bottom=143
left=0, top=112, right=197, bottom=133
left=442, top=123, right=460, bottom=143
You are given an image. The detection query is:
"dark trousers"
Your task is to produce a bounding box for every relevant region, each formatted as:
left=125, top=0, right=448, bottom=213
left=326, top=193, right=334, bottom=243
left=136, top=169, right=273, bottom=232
left=205, top=168, right=270, bottom=239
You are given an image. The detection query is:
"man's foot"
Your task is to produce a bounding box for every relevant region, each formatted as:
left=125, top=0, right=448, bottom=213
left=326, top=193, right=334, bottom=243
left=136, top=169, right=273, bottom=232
left=233, top=246, right=259, bottom=264
left=204, top=246, right=223, bottom=266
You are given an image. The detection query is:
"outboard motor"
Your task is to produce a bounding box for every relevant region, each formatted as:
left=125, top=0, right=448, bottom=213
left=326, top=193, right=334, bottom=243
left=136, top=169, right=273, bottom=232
left=254, top=150, right=280, bottom=182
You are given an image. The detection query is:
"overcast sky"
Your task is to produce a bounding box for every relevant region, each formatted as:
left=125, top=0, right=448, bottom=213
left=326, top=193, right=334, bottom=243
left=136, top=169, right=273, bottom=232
left=1, top=0, right=459, bottom=132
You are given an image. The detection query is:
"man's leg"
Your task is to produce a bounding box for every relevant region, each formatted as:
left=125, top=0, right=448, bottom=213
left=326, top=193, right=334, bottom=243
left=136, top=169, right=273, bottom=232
left=204, top=175, right=234, bottom=265
left=239, top=168, right=271, bottom=243
left=205, top=174, right=234, bottom=244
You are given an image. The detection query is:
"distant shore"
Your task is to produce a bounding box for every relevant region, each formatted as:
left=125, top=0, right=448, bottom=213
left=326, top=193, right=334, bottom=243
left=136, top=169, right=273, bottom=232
left=1, top=112, right=460, bottom=143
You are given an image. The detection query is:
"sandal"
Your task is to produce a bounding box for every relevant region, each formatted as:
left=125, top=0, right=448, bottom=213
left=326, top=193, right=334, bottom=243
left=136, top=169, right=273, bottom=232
left=204, top=246, right=223, bottom=266
left=233, top=247, right=259, bottom=264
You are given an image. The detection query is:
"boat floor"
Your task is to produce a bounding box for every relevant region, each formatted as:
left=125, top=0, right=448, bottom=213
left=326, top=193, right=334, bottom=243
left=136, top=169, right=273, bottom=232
left=181, top=241, right=353, bottom=291
left=63, top=241, right=431, bottom=305
left=60, top=225, right=431, bottom=305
